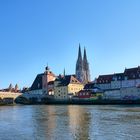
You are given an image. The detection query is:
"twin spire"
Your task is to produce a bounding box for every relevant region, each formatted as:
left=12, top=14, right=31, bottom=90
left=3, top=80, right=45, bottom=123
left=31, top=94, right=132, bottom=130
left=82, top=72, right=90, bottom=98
left=76, top=44, right=90, bottom=84
left=78, top=44, right=87, bottom=62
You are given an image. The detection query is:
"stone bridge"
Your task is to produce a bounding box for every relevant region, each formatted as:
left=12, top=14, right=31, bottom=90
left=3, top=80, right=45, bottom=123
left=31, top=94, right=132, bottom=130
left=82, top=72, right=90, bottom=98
left=0, top=92, right=22, bottom=100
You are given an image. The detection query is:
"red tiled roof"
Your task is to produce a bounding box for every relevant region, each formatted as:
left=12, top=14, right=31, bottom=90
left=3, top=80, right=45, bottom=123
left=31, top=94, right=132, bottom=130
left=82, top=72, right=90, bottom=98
left=96, top=74, right=113, bottom=84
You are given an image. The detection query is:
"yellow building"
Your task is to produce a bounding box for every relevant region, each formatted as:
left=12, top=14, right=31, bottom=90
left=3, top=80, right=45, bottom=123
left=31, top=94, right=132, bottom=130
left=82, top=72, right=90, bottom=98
left=54, top=75, right=84, bottom=100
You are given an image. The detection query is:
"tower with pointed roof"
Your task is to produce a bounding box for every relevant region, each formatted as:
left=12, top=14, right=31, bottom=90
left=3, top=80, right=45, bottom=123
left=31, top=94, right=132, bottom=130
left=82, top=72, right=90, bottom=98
left=76, top=45, right=90, bottom=84
left=76, top=44, right=84, bottom=83
left=83, top=48, right=90, bottom=83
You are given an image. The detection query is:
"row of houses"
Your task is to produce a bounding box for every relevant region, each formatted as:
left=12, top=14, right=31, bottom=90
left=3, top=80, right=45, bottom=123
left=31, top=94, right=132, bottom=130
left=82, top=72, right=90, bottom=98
left=95, top=66, right=140, bottom=100
left=23, top=66, right=140, bottom=101
left=24, top=66, right=84, bottom=100
left=95, top=66, right=140, bottom=89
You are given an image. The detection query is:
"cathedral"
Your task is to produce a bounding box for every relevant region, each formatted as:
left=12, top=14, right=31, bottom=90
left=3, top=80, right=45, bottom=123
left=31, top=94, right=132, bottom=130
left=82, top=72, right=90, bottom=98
left=76, top=44, right=90, bottom=84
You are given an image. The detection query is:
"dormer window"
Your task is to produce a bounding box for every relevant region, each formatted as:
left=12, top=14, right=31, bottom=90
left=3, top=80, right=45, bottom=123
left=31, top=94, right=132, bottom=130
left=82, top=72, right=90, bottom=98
left=114, top=77, right=117, bottom=81
left=125, top=76, right=128, bottom=80
left=38, top=83, right=40, bottom=88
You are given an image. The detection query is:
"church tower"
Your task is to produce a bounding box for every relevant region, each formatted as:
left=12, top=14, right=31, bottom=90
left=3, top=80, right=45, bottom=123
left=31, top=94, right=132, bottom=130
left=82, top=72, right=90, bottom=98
left=76, top=44, right=84, bottom=83
left=76, top=45, right=90, bottom=84
left=83, top=48, right=90, bottom=83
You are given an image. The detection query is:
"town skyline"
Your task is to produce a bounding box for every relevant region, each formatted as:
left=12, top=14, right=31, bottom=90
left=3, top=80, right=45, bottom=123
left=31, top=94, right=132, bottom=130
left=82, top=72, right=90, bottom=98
left=0, top=0, right=140, bottom=88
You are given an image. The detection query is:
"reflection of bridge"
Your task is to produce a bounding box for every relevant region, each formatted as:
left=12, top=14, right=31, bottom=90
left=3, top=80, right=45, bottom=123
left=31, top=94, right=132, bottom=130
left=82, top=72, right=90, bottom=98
left=0, top=92, right=22, bottom=100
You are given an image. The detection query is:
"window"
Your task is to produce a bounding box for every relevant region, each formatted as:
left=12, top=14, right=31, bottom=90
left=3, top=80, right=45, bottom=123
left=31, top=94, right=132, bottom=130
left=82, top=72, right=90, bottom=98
left=125, top=76, right=128, bottom=80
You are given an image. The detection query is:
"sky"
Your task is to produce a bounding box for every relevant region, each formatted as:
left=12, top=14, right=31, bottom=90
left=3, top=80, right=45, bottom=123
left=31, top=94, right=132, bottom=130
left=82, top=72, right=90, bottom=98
left=0, top=0, right=140, bottom=89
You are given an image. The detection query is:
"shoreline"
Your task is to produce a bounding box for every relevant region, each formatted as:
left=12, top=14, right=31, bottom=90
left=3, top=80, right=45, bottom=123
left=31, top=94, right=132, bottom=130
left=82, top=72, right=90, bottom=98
left=15, top=98, right=140, bottom=105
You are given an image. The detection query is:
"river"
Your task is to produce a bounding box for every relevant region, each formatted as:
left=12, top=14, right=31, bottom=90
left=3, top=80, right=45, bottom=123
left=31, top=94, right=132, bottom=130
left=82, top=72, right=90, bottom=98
left=0, top=105, right=140, bottom=140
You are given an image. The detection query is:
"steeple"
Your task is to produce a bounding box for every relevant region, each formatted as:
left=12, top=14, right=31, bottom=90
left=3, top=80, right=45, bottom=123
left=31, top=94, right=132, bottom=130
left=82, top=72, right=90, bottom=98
left=83, top=47, right=90, bottom=83
left=63, top=68, right=66, bottom=77
left=83, top=47, right=87, bottom=62
left=15, top=84, right=18, bottom=92
left=8, top=83, right=13, bottom=91
left=76, top=44, right=84, bottom=83
left=76, top=44, right=91, bottom=84
left=78, top=44, right=82, bottom=60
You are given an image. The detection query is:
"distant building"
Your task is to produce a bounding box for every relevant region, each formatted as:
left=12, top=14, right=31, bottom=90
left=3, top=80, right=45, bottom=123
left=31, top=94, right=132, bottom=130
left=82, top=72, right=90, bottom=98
left=76, top=44, right=90, bottom=84
left=95, top=66, right=140, bottom=100
left=0, top=84, right=21, bottom=93
left=42, top=66, right=56, bottom=95
left=54, top=75, right=84, bottom=100
left=77, top=83, right=103, bottom=99
left=26, top=66, right=56, bottom=95
left=0, top=84, right=22, bottom=103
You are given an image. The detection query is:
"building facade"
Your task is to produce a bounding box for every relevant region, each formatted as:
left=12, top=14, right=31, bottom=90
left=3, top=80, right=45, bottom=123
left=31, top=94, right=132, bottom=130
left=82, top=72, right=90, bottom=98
left=25, top=66, right=56, bottom=95
left=76, top=44, right=90, bottom=84
left=95, top=66, right=140, bottom=100
left=54, top=75, right=84, bottom=100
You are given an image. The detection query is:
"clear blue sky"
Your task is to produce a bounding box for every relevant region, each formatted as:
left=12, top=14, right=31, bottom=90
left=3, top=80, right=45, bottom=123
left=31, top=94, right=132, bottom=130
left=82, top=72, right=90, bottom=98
left=0, top=0, right=140, bottom=89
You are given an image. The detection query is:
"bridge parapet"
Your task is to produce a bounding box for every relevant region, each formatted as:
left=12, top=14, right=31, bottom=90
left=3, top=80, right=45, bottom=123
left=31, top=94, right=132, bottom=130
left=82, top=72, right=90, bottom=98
left=0, top=92, right=22, bottom=100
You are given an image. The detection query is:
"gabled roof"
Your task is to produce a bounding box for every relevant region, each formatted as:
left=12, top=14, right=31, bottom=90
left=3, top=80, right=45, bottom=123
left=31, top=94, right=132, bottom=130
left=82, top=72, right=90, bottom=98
left=96, top=74, right=113, bottom=84
left=96, top=66, right=140, bottom=84
left=124, top=66, right=140, bottom=79
left=30, top=73, right=43, bottom=90
left=55, top=75, right=82, bottom=87
left=84, top=82, right=95, bottom=89
left=112, top=73, right=124, bottom=81
left=124, top=67, right=139, bottom=74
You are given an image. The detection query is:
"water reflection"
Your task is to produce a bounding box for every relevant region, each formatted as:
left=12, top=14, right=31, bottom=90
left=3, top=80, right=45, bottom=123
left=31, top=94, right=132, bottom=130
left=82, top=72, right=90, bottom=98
left=68, top=106, right=91, bottom=140
left=31, top=106, right=91, bottom=140
left=0, top=105, right=140, bottom=140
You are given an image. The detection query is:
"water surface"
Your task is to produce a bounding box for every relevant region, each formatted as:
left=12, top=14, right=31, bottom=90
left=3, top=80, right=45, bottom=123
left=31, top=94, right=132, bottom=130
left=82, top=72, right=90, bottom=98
left=0, top=105, right=140, bottom=140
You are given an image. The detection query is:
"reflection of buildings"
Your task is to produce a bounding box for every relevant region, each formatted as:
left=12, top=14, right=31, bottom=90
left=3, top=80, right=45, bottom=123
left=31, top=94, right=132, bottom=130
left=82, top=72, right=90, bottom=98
left=28, top=105, right=92, bottom=140
left=31, top=106, right=57, bottom=140
left=68, top=106, right=91, bottom=140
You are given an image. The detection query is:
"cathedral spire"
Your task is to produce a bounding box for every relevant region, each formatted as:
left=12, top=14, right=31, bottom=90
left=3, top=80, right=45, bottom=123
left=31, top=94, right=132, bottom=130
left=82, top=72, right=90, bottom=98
left=78, top=44, right=82, bottom=60
left=76, top=44, right=84, bottom=83
left=63, top=68, right=66, bottom=77
left=83, top=47, right=87, bottom=61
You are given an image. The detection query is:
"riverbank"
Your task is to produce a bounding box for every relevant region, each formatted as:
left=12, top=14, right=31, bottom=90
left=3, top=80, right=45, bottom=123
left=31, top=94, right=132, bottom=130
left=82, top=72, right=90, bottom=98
left=15, top=97, right=140, bottom=105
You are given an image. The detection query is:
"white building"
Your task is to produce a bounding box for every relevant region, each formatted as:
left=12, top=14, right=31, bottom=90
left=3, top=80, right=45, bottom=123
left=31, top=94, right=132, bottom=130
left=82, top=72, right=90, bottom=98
left=95, top=66, right=140, bottom=100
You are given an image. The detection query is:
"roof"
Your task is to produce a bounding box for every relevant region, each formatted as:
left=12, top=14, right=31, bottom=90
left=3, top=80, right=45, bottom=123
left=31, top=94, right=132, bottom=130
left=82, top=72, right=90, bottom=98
left=96, top=74, right=114, bottom=84
left=84, top=82, right=95, bottom=89
left=112, top=73, right=124, bottom=81
left=124, top=67, right=140, bottom=79
left=124, top=67, right=140, bottom=74
left=30, top=73, right=43, bottom=90
left=96, top=66, right=140, bottom=84
left=55, top=75, right=82, bottom=87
